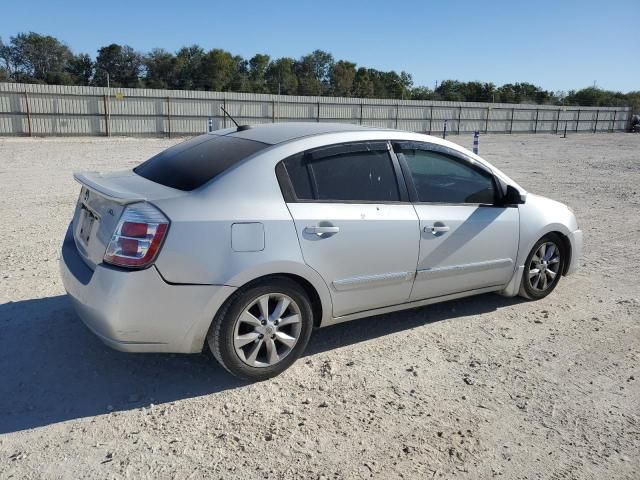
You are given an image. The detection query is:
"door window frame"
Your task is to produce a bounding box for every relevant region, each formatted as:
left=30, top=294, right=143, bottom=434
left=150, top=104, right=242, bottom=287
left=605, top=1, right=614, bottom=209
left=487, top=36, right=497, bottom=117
left=276, top=141, right=410, bottom=204
left=390, top=140, right=506, bottom=207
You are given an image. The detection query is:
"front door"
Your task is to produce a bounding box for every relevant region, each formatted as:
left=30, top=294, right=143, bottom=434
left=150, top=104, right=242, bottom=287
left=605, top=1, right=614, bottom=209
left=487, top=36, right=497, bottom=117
left=392, top=141, right=519, bottom=301
left=281, top=141, right=419, bottom=317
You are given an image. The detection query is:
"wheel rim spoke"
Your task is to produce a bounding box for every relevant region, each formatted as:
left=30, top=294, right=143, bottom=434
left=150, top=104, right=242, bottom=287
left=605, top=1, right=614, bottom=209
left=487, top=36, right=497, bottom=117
left=257, top=296, right=270, bottom=321
left=529, top=268, right=540, bottom=278
left=234, top=332, right=259, bottom=348
left=532, top=273, right=541, bottom=289
left=538, top=244, right=546, bottom=260
left=238, top=311, right=261, bottom=327
left=265, top=338, right=279, bottom=365
left=275, top=331, right=297, bottom=348
left=245, top=339, right=263, bottom=365
left=270, top=297, right=290, bottom=321
left=546, top=269, right=557, bottom=280
left=544, top=244, right=555, bottom=261
left=278, top=313, right=301, bottom=327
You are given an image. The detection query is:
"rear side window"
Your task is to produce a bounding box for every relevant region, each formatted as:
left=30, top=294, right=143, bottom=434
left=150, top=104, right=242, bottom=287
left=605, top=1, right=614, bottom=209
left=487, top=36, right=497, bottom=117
left=282, top=143, right=400, bottom=202
left=396, top=147, right=496, bottom=204
left=134, top=134, right=268, bottom=191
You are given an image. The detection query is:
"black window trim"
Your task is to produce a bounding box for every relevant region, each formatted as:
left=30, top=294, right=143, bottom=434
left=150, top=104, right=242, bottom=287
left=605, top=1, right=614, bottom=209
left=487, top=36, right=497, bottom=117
left=276, top=140, right=410, bottom=204
left=391, top=140, right=505, bottom=207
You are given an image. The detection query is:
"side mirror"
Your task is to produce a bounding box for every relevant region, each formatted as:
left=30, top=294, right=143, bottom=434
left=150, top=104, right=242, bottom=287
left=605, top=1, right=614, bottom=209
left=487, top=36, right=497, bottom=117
left=502, top=185, right=525, bottom=205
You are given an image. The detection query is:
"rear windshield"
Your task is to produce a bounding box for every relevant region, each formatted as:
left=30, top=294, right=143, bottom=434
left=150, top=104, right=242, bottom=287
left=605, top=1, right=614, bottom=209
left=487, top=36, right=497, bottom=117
left=134, top=134, right=269, bottom=191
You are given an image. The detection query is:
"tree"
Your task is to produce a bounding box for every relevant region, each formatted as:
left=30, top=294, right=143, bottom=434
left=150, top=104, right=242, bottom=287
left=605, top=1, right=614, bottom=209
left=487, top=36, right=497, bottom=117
left=144, top=49, right=176, bottom=89
left=434, top=80, right=466, bottom=101
left=66, top=53, right=93, bottom=86
left=265, top=57, right=298, bottom=95
left=353, top=67, right=374, bottom=98
left=248, top=54, right=270, bottom=93
left=410, top=86, right=434, bottom=100
left=94, top=44, right=143, bottom=87
left=330, top=60, right=356, bottom=96
left=0, top=30, right=636, bottom=110
left=174, top=46, right=206, bottom=90
left=295, top=50, right=334, bottom=96
left=229, top=55, right=249, bottom=92
left=1, top=32, right=74, bottom=84
left=201, top=48, right=236, bottom=91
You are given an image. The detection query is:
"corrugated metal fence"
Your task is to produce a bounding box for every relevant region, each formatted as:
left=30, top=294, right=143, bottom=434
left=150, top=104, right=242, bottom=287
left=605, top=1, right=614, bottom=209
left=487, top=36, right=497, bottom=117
left=0, top=82, right=631, bottom=137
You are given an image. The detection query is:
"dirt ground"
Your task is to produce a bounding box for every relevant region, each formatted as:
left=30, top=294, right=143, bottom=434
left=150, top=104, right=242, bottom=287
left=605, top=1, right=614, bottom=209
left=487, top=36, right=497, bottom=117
left=0, top=132, right=638, bottom=480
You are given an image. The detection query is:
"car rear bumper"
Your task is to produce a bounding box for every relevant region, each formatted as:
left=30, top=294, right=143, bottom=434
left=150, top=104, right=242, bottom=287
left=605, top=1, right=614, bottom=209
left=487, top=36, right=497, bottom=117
left=566, top=229, right=583, bottom=275
left=59, top=224, right=235, bottom=353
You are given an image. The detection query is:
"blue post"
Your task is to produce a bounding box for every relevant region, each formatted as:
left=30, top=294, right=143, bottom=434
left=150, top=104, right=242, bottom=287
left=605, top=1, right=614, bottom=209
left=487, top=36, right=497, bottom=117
left=208, top=117, right=213, bottom=133
left=443, top=119, right=448, bottom=139
left=473, top=130, right=480, bottom=154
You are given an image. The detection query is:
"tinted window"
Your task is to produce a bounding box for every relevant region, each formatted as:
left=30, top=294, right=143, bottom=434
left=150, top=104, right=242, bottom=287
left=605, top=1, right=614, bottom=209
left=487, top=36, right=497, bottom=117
left=134, top=134, right=268, bottom=191
left=283, top=145, right=400, bottom=202
left=282, top=153, right=313, bottom=200
left=397, top=148, right=495, bottom=204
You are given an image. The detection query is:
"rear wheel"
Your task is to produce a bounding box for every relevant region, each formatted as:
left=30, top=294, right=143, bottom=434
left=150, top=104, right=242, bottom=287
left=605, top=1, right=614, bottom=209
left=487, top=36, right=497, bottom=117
left=519, top=234, right=564, bottom=300
left=208, top=278, right=313, bottom=381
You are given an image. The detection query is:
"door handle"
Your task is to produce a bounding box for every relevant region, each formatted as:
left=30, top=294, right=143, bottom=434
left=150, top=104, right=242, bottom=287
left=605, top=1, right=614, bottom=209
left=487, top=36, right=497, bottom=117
left=304, top=226, right=340, bottom=235
left=425, top=224, right=450, bottom=235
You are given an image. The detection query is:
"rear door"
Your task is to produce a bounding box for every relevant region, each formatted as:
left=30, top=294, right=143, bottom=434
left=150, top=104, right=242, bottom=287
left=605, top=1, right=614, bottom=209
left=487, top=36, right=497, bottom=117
left=280, top=141, right=420, bottom=318
left=392, top=141, right=519, bottom=301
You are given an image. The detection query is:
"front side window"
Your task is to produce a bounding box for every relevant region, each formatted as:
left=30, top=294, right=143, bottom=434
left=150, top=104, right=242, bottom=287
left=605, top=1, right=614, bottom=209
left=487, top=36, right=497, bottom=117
left=395, top=146, right=496, bottom=204
left=282, top=143, right=400, bottom=202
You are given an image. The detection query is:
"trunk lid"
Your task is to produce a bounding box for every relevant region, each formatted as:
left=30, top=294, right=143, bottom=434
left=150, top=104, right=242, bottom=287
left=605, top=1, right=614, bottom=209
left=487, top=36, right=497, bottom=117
left=71, top=170, right=184, bottom=269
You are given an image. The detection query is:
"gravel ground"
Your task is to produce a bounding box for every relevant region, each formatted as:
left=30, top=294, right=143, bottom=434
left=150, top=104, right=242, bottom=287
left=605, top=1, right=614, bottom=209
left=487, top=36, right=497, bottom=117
left=0, top=133, right=638, bottom=479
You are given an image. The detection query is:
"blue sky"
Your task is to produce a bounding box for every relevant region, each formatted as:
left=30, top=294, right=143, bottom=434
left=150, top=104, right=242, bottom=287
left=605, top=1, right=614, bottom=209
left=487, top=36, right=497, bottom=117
left=1, top=0, right=637, bottom=92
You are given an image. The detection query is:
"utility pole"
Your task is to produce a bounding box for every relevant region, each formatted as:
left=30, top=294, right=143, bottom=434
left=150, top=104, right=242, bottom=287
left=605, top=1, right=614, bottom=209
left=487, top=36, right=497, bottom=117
left=96, top=68, right=111, bottom=137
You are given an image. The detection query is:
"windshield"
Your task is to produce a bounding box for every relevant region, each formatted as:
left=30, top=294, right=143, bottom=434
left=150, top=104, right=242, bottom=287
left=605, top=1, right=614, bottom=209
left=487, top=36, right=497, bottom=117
left=134, top=134, right=269, bottom=191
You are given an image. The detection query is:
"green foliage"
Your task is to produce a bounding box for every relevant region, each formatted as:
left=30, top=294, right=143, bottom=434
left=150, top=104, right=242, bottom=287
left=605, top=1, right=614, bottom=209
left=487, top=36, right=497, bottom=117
left=248, top=54, right=270, bottom=93
left=67, top=53, right=94, bottom=86
left=563, top=87, right=630, bottom=108
left=265, top=57, right=298, bottom=95
left=0, top=31, right=637, bottom=111
left=331, top=60, right=356, bottom=97
left=295, top=50, right=334, bottom=96
left=144, top=49, right=176, bottom=89
left=94, top=44, right=142, bottom=88
left=0, top=32, right=80, bottom=84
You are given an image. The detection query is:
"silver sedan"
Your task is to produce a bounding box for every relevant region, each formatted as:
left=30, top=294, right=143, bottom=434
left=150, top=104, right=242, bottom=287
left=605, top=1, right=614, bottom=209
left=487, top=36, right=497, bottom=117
left=60, top=123, right=583, bottom=380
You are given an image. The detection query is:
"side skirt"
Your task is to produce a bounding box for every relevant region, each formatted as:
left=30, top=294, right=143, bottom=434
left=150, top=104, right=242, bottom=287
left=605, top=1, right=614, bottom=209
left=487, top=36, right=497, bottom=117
left=321, top=285, right=504, bottom=327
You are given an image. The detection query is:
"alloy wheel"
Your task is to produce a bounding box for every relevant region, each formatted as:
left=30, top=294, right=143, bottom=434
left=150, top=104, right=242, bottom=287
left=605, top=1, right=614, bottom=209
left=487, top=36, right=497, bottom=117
left=233, top=293, right=302, bottom=368
left=527, top=241, right=561, bottom=292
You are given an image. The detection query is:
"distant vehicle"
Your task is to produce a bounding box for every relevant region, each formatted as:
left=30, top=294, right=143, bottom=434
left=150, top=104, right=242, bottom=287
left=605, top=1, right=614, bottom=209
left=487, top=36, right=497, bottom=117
left=60, top=123, right=583, bottom=381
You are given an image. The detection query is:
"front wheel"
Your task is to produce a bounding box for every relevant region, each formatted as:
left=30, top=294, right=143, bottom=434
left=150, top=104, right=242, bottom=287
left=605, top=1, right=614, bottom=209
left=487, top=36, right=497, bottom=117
left=207, top=278, right=314, bottom=381
left=519, top=234, right=564, bottom=300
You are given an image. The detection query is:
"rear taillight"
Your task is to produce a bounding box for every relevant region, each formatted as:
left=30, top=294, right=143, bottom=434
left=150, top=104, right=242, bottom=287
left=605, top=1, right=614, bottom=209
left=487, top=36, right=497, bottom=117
left=104, top=203, right=169, bottom=268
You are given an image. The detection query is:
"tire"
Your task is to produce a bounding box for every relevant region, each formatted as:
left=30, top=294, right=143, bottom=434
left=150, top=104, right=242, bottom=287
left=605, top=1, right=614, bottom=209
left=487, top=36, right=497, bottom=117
left=207, top=277, right=314, bottom=381
left=519, top=233, right=564, bottom=300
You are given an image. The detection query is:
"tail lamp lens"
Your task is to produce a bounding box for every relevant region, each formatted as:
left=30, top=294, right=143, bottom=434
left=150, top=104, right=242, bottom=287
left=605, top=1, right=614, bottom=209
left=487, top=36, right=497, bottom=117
left=104, top=203, right=169, bottom=268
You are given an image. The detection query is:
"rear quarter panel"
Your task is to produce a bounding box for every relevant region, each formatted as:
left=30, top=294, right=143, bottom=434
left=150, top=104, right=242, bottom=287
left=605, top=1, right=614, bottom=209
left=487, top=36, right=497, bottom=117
left=151, top=142, right=336, bottom=326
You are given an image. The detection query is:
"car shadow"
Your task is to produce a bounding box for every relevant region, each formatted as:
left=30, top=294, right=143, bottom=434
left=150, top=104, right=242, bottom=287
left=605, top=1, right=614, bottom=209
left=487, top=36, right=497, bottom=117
left=0, top=292, right=524, bottom=434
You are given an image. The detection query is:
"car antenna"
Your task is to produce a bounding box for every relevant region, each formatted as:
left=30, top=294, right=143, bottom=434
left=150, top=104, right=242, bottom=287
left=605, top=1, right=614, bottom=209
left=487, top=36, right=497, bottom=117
left=220, top=105, right=240, bottom=128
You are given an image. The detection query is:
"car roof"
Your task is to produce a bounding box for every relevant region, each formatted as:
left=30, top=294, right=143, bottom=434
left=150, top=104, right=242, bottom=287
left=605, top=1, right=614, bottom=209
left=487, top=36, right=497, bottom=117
left=218, top=122, right=375, bottom=145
